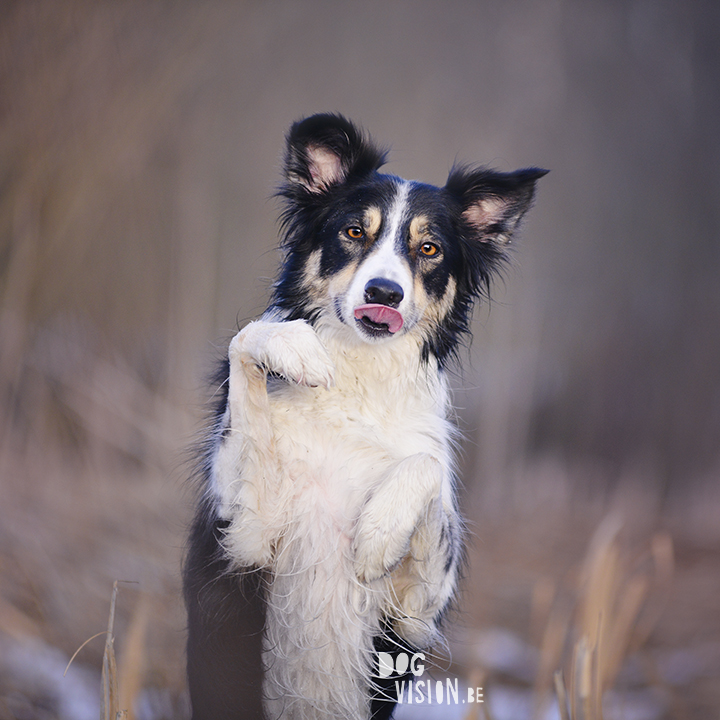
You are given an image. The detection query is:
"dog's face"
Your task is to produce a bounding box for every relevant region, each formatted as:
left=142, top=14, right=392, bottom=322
left=275, top=114, right=546, bottom=365
left=300, top=176, right=463, bottom=343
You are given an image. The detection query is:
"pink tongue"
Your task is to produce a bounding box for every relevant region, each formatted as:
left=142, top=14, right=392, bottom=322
left=354, top=304, right=404, bottom=333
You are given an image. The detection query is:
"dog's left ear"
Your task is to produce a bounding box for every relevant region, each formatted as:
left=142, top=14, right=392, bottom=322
left=284, top=113, right=387, bottom=193
left=446, top=166, right=548, bottom=245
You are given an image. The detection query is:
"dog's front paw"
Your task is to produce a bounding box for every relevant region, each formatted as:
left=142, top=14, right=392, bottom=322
left=354, top=454, right=443, bottom=583
left=230, top=319, right=335, bottom=389
left=393, top=585, right=441, bottom=649
left=354, top=523, right=414, bottom=584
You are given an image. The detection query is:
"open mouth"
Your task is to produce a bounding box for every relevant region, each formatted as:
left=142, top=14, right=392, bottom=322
left=353, top=304, right=404, bottom=336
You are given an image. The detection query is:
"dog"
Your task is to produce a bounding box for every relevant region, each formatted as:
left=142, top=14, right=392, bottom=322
left=184, top=113, right=546, bottom=720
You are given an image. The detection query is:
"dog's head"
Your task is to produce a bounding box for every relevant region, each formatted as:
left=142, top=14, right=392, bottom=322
left=274, top=113, right=546, bottom=365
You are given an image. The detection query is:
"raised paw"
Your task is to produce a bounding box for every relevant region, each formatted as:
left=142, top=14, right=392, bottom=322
left=230, top=319, right=335, bottom=389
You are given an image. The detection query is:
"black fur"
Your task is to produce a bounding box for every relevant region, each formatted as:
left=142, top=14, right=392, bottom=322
left=184, top=498, right=267, bottom=719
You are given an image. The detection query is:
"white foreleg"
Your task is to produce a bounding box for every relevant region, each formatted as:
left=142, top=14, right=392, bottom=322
left=353, top=453, right=462, bottom=648
left=212, top=319, right=335, bottom=567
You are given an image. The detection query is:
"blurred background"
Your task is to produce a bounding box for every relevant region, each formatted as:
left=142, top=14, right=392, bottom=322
left=1, top=1, right=719, bottom=718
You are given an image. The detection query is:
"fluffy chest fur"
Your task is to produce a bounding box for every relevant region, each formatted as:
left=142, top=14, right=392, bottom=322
left=215, top=322, right=456, bottom=565
left=268, top=327, right=454, bottom=483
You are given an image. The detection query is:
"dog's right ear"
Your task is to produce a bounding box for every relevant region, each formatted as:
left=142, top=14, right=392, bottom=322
left=284, top=114, right=387, bottom=193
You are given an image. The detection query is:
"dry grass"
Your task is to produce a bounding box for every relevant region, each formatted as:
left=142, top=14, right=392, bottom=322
left=541, top=518, right=674, bottom=720
left=88, top=581, right=150, bottom=720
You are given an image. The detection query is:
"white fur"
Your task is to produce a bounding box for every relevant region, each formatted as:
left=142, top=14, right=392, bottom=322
left=210, top=310, right=460, bottom=719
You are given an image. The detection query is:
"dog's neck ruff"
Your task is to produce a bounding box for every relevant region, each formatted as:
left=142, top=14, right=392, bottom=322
left=288, top=308, right=449, bottom=407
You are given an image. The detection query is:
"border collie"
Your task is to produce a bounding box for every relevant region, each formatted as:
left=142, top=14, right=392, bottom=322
left=184, top=114, right=546, bottom=720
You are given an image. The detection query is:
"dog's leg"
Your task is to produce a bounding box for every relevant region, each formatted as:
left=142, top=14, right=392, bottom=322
left=353, top=453, right=461, bottom=648
left=184, top=500, right=266, bottom=720
left=354, top=454, right=443, bottom=584
left=213, top=318, right=335, bottom=567
left=187, top=319, right=335, bottom=720
left=392, top=491, right=462, bottom=648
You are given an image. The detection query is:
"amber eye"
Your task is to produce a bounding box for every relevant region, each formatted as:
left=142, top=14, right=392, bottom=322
left=346, top=226, right=364, bottom=240
left=420, top=242, right=439, bottom=257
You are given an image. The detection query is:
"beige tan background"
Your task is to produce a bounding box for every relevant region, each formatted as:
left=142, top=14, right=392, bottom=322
left=1, top=2, right=719, bottom=718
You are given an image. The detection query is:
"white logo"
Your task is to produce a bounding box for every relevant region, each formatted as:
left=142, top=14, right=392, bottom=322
left=376, top=652, right=425, bottom=678
left=374, top=652, right=484, bottom=706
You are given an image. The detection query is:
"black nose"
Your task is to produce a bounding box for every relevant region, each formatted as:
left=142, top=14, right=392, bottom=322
left=364, top=278, right=404, bottom=308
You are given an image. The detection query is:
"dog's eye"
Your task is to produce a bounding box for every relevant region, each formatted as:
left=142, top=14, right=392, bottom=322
left=345, top=226, right=364, bottom=240
left=420, top=242, right=440, bottom=257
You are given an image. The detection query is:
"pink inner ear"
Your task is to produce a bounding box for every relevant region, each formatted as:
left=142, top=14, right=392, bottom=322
left=463, top=196, right=507, bottom=229
left=307, top=144, right=344, bottom=190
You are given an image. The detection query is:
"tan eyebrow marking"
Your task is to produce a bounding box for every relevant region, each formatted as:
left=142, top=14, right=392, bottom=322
left=363, top=206, right=382, bottom=240
left=409, top=215, right=431, bottom=243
